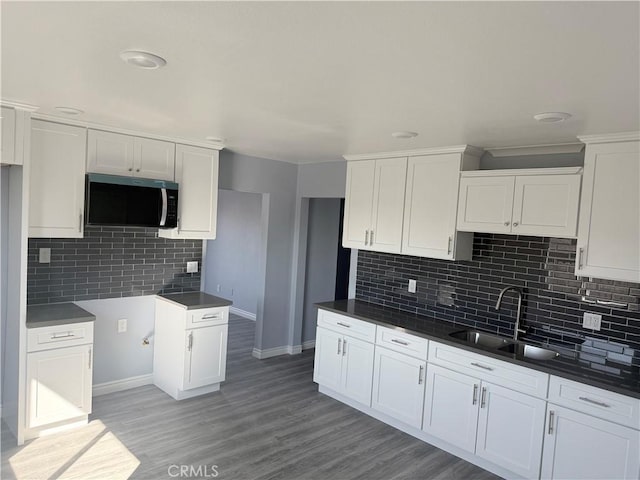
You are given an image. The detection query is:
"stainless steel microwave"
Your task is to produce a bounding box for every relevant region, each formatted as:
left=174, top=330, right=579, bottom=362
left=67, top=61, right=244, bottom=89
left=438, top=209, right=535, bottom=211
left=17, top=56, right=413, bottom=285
left=85, top=174, right=179, bottom=229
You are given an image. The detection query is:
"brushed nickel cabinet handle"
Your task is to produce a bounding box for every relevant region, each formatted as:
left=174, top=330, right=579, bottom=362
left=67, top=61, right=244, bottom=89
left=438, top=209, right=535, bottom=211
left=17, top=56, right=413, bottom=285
left=472, top=384, right=479, bottom=405
left=548, top=410, right=555, bottom=435
left=578, top=247, right=585, bottom=269
left=79, top=212, right=83, bottom=232
left=337, top=322, right=351, bottom=328
left=418, top=365, right=424, bottom=385
left=342, top=339, right=347, bottom=356
left=391, top=339, right=409, bottom=346
left=513, top=221, right=519, bottom=227
left=447, top=236, right=453, bottom=255
left=504, top=221, right=510, bottom=226
left=480, top=387, right=487, bottom=408
left=201, top=314, right=219, bottom=320
left=365, top=230, right=369, bottom=245
left=579, top=396, right=610, bottom=408
left=370, top=230, right=374, bottom=245
left=188, top=332, right=193, bottom=351
left=128, top=167, right=133, bottom=172
left=51, top=332, right=74, bottom=339
left=471, top=362, right=494, bottom=371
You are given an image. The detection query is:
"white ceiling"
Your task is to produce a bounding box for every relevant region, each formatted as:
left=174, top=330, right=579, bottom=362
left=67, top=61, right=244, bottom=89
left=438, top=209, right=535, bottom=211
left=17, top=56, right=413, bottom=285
left=2, top=2, right=639, bottom=164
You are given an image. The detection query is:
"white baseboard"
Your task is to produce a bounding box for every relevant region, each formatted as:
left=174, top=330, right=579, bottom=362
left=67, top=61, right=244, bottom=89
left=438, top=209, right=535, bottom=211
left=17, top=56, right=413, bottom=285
left=302, top=340, right=315, bottom=350
left=92, top=374, right=153, bottom=397
left=229, top=307, right=256, bottom=321
left=252, top=344, right=303, bottom=359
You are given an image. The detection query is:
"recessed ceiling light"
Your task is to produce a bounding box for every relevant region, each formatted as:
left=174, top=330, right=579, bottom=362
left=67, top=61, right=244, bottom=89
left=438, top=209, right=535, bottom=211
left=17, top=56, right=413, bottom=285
left=533, top=112, right=572, bottom=123
left=55, top=106, right=84, bottom=115
left=120, top=50, right=167, bottom=69
left=391, top=131, right=418, bottom=139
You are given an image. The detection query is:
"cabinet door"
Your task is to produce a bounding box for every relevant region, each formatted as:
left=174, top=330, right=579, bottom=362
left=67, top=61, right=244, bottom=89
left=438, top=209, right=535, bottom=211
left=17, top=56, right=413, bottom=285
left=160, top=145, right=218, bottom=239
left=343, top=160, right=375, bottom=249
left=371, top=346, right=426, bottom=428
left=457, top=176, right=515, bottom=234
left=576, top=141, right=640, bottom=282
left=476, top=382, right=546, bottom=479
left=512, top=174, right=581, bottom=238
left=313, top=327, right=343, bottom=392
left=184, top=324, right=228, bottom=390
left=423, top=364, right=480, bottom=453
left=402, top=153, right=460, bottom=259
left=541, top=405, right=640, bottom=480
left=133, top=137, right=175, bottom=181
left=26, top=345, right=93, bottom=429
left=30, top=120, right=86, bottom=238
left=1, top=106, right=16, bottom=165
left=340, top=336, right=374, bottom=406
left=87, top=129, right=135, bottom=176
left=369, top=158, right=407, bottom=253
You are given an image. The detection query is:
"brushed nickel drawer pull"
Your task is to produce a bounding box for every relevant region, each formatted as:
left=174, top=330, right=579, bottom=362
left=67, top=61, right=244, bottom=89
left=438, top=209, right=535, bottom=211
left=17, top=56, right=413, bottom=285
left=548, top=410, right=555, bottom=435
left=337, top=322, right=351, bottom=328
left=51, top=332, right=75, bottom=339
left=201, top=314, right=219, bottom=319
left=471, top=362, right=494, bottom=371
left=391, top=339, right=409, bottom=346
left=579, top=396, right=611, bottom=408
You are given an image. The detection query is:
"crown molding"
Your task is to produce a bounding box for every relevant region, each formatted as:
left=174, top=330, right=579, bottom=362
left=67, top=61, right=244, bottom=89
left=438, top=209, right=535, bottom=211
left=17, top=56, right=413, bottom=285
left=1, top=99, right=39, bottom=112
left=486, top=143, right=584, bottom=157
left=30, top=113, right=225, bottom=151
left=343, top=145, right=483, bottom=161
left=577, top=132, right=640, bottom=144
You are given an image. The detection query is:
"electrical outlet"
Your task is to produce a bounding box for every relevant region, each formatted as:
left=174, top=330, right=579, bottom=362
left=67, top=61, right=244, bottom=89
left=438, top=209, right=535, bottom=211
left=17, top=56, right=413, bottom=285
left=117, top=318, right=127, bottom=333
left=186, top=261, right=198, bottom=273
left=39, top=248, right=51, bottom=264
left=583, top=312, right=602, bottom=331
left=408, top=279, right=417, bottom=293
left=216, top=284, right=221, bottom=293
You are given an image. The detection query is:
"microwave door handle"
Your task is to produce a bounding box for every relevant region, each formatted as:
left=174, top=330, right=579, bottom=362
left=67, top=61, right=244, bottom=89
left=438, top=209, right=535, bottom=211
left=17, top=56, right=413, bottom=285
left=160, top=188, right=168, bottom=227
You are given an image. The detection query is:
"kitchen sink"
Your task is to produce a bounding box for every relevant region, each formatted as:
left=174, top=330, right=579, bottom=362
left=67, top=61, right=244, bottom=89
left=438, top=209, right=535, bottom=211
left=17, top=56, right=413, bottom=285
left=449, top=330, right=514, bottom=349
left=499, top=343, right=560, bottom=360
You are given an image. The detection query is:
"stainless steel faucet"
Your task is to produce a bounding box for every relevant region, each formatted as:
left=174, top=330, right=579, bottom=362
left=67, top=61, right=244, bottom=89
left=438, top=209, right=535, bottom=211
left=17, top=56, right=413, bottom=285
left=495, top=286, right=526, bottom=341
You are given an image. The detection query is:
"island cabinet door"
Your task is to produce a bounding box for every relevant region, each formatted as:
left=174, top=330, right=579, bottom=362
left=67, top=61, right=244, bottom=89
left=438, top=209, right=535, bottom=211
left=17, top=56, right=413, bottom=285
left=371, top=346, right=426, bottom=428
left=422, top=364, right=480, bottom=454
left=183, top=325, right=228, bottom=390
left=475, top=382, right=546, bottom=480
left=26, top=344, right=93, bottom=429
left=541, top=405, right=640, bottom=480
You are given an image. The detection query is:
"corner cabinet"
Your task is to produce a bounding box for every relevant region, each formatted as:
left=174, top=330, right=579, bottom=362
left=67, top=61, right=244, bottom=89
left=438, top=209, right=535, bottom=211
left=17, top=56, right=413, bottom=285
left=575, top=134, right=640, bottom=282
left=342, top=158, right=407, bottom=253
left=153, top=298, right=229, bottom=400
left=159, top=145, right=219, bottom=240
left=29, top=120, right=87, bottom=238
left=87, top=129, right=175, bottom=181
left=342, top=146, right=482, bottom=259
left=457, top=168, right=582, bottom=238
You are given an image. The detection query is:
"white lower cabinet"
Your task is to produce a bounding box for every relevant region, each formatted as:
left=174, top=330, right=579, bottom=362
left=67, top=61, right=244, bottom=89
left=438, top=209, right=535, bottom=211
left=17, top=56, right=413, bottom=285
left=541, top=405, right=640, bottom=480
left=423, top=364, right=546, bottom=479
left=313, top=325, right=374, bottom=406
left=371, top=346, right=426, bottom=428
left=153, top=298, right=229, bottom=400
left=25, top=321, right=94, bottom=438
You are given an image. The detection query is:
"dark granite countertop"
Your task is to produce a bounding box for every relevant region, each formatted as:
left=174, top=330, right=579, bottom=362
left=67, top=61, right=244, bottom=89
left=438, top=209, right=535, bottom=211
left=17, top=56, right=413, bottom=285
left=317, top=299, right=640, bottom=400
left=26, top=303, right=96, bottom=329
left=157, top=292, right=232, bottom=310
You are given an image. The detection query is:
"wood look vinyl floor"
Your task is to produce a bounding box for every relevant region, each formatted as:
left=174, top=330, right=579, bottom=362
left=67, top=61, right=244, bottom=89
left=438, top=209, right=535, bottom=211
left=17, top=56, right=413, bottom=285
left=1, top=315, right=499, bottom=480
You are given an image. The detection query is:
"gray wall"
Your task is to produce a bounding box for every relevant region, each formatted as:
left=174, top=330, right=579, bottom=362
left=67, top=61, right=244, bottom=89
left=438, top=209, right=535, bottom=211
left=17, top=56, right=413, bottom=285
left=302, top=198, right=341, bottom=343
left=204, top=189, right=262, bottom=316
left=218, top=151, right=298, bottom=351
left=297, top=161, right=346, bottom=198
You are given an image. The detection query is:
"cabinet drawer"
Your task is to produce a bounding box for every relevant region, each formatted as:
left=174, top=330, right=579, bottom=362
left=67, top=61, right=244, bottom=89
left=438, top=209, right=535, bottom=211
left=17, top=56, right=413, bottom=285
left=548, top=376, right=640, bottom=428
left=27, top=322, right=94, bottom=353
left=186, top=307, right=228, bottom=329
left=376, top=326, right=428, bottom=360
left=428, top=341, right=549, bottom=398
left=317, top=309, right=376, bottom=343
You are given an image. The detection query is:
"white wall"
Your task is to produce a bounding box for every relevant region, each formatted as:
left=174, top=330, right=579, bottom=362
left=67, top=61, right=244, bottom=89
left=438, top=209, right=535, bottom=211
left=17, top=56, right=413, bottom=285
left=302, top=198, right=341, bottom=344
left=75, top=296, right=156, bottom=385
left=1, top=167, right=9, bottom=406
left=203, top=189, right=262, bottom=317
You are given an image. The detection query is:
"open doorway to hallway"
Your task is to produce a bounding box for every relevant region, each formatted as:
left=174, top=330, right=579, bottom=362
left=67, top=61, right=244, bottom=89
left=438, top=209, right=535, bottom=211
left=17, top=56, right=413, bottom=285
left=301, top=198, right=350, bottom=349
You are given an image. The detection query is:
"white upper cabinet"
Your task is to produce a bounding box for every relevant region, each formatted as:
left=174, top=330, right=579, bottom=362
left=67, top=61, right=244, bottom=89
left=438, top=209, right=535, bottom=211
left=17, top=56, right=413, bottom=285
left=402, top=150, right=480, bottom=260
left=88, top=129, right=175, bottom=181
left=159, top=144, right=219, bottom=239
left=575, top=135, right=640, bottom=282
left=343, top=158, right=407, bottom=253
left=30, top=120, right=87, bottom=238
left=458, top=168, right=582, bottom=238
left=1, top=106, right=17, bottom=165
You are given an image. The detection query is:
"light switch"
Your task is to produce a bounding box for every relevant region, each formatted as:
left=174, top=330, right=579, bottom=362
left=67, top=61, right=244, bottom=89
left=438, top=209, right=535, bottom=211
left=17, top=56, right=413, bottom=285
left=408, top=279, right=417, bottom=293
left=39, top=248, right=51, bottom=264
